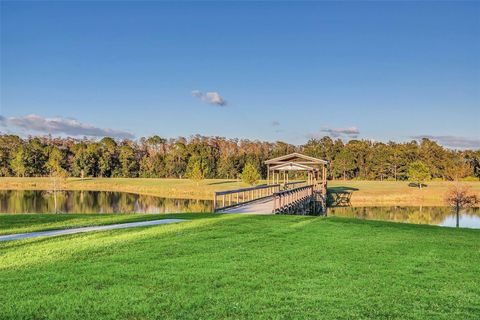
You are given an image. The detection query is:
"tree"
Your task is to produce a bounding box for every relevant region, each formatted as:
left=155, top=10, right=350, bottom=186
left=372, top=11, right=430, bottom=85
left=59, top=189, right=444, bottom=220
left=241, top=163, right=260, bottom=186
left=24, top=138, right=48, bottom=176
left=445, top=158, right=472, bottom=181
left=0, top=133, right=479, bottom=182
left=71, top=143, right=88, bottom=178
left=333, top=148, right=355, bottom=180
left=217, top=154, right=239, bottom=179
left=187, top=159, right=205, bottom=185
left=45, top=147, right=68, bottom=177
left=388, top=142, right=407, bottom=181
left=45, top=146, right=68, bottom=213
left=119, top=145, right=138, bottom=177
left=10, top=146, right=26, bottom=177
left=0, top=135, right=23, bottom=176
left=407, top=161, right=431, bottom=189
left=99, top=137, right=118, bottom=177
left=370, top=143, right=390, bottom=180
left=165, top=139, right=188, bottom=178
left=445, top=185, right=478, bottom=227
left=146, top=135, right=167, bottom=155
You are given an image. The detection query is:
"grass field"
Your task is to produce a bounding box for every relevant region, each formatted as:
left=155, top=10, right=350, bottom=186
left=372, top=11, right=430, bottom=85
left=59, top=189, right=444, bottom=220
left=0, top=213, right=479, bottom=319
left=0, top=177, right=249, bottom=200
left=328, top=180, right=480, bottom=206
left=0, top=212, right=199, bottom=236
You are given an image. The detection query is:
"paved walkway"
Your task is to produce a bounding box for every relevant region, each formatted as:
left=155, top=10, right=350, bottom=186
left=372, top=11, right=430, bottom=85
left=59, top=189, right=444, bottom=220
left=0, top=219, right=186, bottom=242
left=220, top=197, right=274, bottom=214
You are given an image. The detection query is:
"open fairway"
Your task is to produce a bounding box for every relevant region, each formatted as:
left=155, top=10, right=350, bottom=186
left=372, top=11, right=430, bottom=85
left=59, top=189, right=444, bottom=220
left=0, top=214, right=479, bottom=319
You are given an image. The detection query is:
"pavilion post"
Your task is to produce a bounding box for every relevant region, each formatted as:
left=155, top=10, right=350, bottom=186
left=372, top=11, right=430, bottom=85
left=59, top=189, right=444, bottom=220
left=322, top=164, right=326, bottom=193
left=267, top=165, right=270, bottom=185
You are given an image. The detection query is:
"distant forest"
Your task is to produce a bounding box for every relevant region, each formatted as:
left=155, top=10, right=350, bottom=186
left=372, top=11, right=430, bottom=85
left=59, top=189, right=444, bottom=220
left=0, top=134, right=479, bottom=181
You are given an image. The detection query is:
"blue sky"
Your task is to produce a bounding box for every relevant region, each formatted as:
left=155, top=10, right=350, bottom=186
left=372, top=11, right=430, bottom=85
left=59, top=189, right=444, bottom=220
left=1, top=1, right=479, bottom=148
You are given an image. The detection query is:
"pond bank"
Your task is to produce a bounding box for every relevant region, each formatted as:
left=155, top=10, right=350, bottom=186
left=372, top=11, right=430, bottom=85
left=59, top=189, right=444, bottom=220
left=1, top=178, right=479, bottom=206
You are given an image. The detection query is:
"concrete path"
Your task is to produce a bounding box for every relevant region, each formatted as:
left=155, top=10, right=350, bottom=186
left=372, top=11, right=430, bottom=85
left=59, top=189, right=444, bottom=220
left=220, top=197, right=274, bottom=214
left=0, top=219, right=186, bottom=242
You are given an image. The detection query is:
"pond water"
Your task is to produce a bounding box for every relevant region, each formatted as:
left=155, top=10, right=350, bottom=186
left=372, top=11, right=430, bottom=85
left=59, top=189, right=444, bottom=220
left=1, top=190, right=479, bottom=229
left=329, top=206, right=480, bottom=229
left=0, top=190, right=213, bottom=214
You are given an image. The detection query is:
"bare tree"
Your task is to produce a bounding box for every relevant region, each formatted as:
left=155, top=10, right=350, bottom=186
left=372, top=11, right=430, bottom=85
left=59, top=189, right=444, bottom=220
left=445, top=185, right=478, bottom=227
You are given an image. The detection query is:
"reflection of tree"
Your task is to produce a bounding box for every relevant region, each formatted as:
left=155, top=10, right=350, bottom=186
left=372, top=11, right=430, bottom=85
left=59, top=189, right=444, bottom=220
left=328, top=192, right=352, bottom=206
left=329, top=206, right=480, bottom=226
left=0, top=190, right=213, bottom=214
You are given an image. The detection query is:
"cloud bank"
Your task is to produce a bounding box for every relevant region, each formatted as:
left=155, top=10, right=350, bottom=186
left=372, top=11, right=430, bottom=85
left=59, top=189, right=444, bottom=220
left=321, top=127, right=359, bottom=137
left=192, top=90, right=227, bottom=106
left=1, top=114, right=134, bottom=139
left=308, top=126, right=360, bottom=139
left=412, top=135, right=480, bottom=150
left=271, top=120, right=280, bottom=127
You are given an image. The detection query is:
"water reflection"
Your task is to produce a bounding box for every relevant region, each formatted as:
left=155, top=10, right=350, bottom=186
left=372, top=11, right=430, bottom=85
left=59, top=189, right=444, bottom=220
left=2, top=190, right=479, bottom=229
left=328, top=206, right=480, bottom=229
left=0, top=190, right=212, bottom=214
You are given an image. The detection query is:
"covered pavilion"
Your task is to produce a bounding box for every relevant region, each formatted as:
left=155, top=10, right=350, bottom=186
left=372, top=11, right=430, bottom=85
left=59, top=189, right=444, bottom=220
left=264, top=153, right=328, bottom=190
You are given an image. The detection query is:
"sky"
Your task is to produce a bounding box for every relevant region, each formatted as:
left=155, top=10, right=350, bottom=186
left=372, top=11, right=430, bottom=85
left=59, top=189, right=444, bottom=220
left=1, top=1, right=479, bottom=149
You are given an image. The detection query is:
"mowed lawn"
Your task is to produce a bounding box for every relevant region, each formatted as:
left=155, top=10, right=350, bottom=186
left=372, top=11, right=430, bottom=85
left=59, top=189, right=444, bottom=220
left=1, top=214, right=479, bottom=319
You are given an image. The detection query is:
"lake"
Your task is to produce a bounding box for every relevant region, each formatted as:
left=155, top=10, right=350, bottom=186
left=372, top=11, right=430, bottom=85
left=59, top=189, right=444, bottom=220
left=1, top=190, right=479, bottom=229
left=329, top=206, right=480, bottom=229
left=0, top=190, right=213, bottom=214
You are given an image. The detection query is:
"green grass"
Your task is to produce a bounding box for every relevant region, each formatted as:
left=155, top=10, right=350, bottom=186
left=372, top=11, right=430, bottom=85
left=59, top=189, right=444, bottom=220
left=1, top=214, right=479, bottom=319
left=0, top=213, right=209, bottom=236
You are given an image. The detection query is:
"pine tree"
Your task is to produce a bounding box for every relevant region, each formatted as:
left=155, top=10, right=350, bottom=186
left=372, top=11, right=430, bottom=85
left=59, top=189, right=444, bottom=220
left=407, top=161, right=431, bottom=189
left=241, top=163, right=260, bottom=186
left=188, top=159, right=205, bottom=185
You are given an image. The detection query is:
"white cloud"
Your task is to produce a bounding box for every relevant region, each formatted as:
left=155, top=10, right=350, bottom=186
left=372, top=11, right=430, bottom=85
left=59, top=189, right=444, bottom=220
left=191, top=90, right=227, bottom=106
left=412, top=135, right=480, bottom=150
left=322, top=127, right=359, bottom=136
left=307, top=126, right=360, bottom=139
left=191, top=90, right=203, bottom=98
left=2, top=114, right=134, bottom=139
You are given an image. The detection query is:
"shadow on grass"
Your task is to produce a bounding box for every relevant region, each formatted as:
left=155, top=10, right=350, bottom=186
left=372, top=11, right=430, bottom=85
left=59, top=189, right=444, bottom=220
left=69, top=178, right=94, bottom=182
left=207, top=180, right=238, bottom=186
left=327, top=186, right=359, bottom=207
left=328, top=186, right=359, bottom=193
left=408, top=182, right=428, bottom=188
left=0, top=213, right=233, bottom=270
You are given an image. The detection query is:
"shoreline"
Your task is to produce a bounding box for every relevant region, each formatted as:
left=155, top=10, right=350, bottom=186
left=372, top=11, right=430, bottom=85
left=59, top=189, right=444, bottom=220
left=1, top=177, right=479, bottom=207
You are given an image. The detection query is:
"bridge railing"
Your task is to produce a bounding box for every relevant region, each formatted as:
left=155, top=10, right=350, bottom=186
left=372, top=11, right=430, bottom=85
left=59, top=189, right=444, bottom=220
left=213, top=184, right=281, bottom=212
left=273, top=185, right=315, bottom=214
left=282, top=181, right=307, bottom=190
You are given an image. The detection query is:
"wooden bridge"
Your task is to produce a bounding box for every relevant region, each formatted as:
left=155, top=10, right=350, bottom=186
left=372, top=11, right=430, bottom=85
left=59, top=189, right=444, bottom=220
left=213, top=153, right=327, bottom=215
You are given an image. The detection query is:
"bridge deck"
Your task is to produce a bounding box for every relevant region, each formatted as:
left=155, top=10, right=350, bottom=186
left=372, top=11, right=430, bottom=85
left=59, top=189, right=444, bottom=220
left=219, top=196, right=274, bottom=214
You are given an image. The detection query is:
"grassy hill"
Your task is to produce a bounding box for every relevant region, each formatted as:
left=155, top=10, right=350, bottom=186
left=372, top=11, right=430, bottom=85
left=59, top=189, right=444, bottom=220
left=1, top=214, right=479, bottom=319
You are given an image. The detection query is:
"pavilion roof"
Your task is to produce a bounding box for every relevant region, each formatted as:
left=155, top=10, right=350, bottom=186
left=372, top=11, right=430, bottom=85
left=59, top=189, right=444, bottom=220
left=264, top=152, right=328, bottom=165
left=269, top=162, right=319, bottom=171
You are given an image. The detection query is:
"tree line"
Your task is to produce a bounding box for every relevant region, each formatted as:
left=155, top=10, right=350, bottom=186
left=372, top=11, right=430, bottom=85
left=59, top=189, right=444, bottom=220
left=0, top=134, right=478, bottom=181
